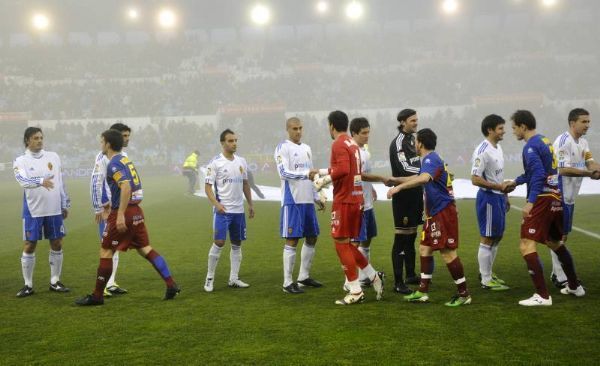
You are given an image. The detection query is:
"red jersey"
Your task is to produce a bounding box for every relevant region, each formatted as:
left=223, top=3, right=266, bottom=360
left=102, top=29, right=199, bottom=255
left=329, top=134, right=363, bottom=204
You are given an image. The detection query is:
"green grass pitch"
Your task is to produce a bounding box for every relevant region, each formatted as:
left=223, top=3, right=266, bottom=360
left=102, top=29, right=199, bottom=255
left=1, top=176, right=599, bottom=365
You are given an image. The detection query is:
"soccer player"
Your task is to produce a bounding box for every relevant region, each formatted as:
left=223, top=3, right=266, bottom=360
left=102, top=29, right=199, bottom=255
left=471, top=114, right=510, bottom=291
left=13, top=127, right=71, bottom=297
left=275, top=117, right=323, bottom=294
left=388, top=109, right=423, bottom=294
left=319, top=110, right=384, bottom=305
left=505, top=110, right=584, bottom=306
left=349, top=117, right=388, bottom=286
left=76, top=129, right=180, bottom=305
left=182, top=150, right=200, bottom=195
left=550, top=108, right=600, bottom=288
left=203, top=129, right=255, bottom=292
left=90, top=122, right=131, bottom=297
left=387, top=128, right=471, bottom=307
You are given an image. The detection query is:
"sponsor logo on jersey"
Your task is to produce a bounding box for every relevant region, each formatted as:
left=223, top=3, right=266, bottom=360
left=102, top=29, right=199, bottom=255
left=528, top=228, right=536, bottom=234
left=448, top=238, right=455, bottom=244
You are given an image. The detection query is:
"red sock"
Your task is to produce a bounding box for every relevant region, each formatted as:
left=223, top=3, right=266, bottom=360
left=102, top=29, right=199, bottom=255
left=553, top=245, right=578, bottom=289
left=93, top=258, right=113, bottom=299
left=418, top=256, right=434, bottom=293
left=349, top=244, right=369, bottom=269
left=145, top=249, right=175, bottom=287
left=523, top=252, right=549, bottom=299
left=446, top=257, right=468, bottom=296
left=335, top=242, right=358, bottom=282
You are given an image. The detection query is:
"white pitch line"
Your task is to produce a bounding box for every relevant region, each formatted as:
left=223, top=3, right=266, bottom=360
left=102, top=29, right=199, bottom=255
left=511, top=205, right=600, bottom=240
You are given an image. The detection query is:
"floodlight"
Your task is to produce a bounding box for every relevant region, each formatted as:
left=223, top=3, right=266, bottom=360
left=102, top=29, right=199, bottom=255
left=441, top=0, right=459, bottom=15
left=345, top=1, right=364, bottom=20
left=250, top=4, right=271, bottom=26
left=158, top=8, right=177, bottom=29
left=32, top=13, right=50, bottom=31
left=316, top=1, right=329, bottom=14
left=541, top=0, right=558, bottom=8
left=128, top=8, right=140, bottom=21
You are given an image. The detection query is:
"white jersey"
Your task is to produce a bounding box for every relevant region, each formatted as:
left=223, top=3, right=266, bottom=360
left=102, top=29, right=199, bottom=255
left=274, top=140, right=316, bottom=206
left=90, top=150, right=127, bottom=213
left=471, top=140, right=504, bottom=194
left=205, top=153, right=248, bottom=214
left=359, top=146, right=375, bottom=211
left=14, top=149, right=70, bottom=217
left=554, top=131, right=593, bottom=204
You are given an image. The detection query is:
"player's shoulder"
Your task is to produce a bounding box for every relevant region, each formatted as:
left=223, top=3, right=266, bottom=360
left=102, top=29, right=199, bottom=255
left=555, top=131, right=571, bottom=148
left=207, top=154, right=222, bottom=164
left=474, top=140, right=489, bottom=155
left=234, top=154, right=247, bottom=164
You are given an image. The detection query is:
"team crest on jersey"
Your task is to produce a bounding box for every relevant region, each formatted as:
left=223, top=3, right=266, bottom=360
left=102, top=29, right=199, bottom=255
left=276, top=155, right=282, bottom=164
left=288, top=227, right=293, bottom=234
left=48, top=162, right=53, bottom=170
left=239, top=166, right=244, bottom=174
left=403, top=217, right=408, bottom=226
left=207, top=167, right=212, bottom=176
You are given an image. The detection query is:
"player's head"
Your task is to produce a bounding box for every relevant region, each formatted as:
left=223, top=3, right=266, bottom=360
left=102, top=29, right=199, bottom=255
left=101, top=129, right=124, bottom=154
left=110, top=123, right=131, bottom=148
left=510, top=110, right=536, bottom=141
left=220, top=128, right=237, bottom=154
left=23, top=127, right=43, bottom=151
left=415, top=128, right=437, bottom=156
left=286, top=117, right=303, bottom=144
left=350, top=117, right=370, bottom=147
left=328, top=110, right=349, bottom=139
left=193, top=150, right=200, bottom=156
left=397, top=109, right=418, bottom=133
left=568, top=108, right=590, bottom=137
left=481, top=114, right=506, bottom=142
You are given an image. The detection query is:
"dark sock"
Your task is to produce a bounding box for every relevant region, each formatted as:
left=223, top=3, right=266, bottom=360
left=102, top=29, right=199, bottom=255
left=404, top=233, right=418, bottom=278
left=553, top=245, right=578, bottom=290
left=392, top=234, right=405, bottom=284
left=523, top=252, right=549, bottom=299
left=145, top=249, right=175, bottom=287
left=418, top=256, right=434, bottom=293
left=446, top=257, right=468, bottom=296
left=93, top=258, right=113, bottom=299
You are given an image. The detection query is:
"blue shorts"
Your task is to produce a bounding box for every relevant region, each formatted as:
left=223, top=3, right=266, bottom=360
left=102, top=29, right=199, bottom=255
left=98, top=220, right=107, bottom=240
left=563, top=203, right=574, bottom=235
left=280, top=203, right=320, bottom=238
left=476, top=190, right=506, bottom=238
left=214, top=212, right=247, bottom=242
left=352, top=208, right=377, bottom=242
left=22, top=210, right=66, bottom=242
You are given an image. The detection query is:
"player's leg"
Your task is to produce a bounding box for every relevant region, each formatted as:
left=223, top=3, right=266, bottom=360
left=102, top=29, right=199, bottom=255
left=46, top=214, right=69, bottom=292
left=518, top=238, right=552, bottom=306
left=551, top=203, right=573, bottom=287
left=205, top=212, right=228, bottom=292
left=228, top=213, right=249, bottom=288
left=297, top=204, right=321, bottom=288
left=440, top=248, right=471, bottom=306
left=404, top=244, right=433, bottom=302
left=403, top=196, right=423, bottom=284
left=18, top=212, right=42, bottom=297
left=476, top=191, right=494, bottom=286
left=280, top=205, right=302, bottom=292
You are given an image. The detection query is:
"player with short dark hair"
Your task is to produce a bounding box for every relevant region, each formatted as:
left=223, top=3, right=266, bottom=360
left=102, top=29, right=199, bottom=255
left=90, top=122, right=132, bottom=297
left=14, top=127, right=71, bottom=297
left=387, top=108, right=423, bottom=294
left=203, top=129, right=255, bottom=292
left=471, top=114, right=510, bottom=291
left=504, top=110, right=584, bottom=306
left=76, top=129, right=180, bottom=305
left=318, top=111, right=384, bottom=305
left=549, top=108, right=600, bottom=288
left=388, top=128, right=471, bottom=307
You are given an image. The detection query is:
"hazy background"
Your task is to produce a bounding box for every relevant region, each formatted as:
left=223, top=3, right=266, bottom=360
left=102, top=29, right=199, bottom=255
left=1, top=0, right=599, bottom=186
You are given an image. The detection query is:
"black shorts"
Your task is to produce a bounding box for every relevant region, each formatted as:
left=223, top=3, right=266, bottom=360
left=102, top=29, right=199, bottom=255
left=392, top=187, right=424, bottom=229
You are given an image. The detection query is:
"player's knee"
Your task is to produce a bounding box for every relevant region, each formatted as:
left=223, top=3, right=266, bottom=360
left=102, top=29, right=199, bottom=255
left=418, top=245, right=432, bottom=256
left=519, top=240, right=535, bottom=256
left=305, top=237, right=317, bottom=246
left=49, top=239, right=62, bottom=251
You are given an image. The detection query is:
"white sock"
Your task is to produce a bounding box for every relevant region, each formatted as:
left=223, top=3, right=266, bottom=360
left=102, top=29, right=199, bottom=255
left=347, top=279, right=362, bottom=294
left=21, top=252, right=35, bottom=287
left=229, top=244, right=242, bottom=282
left=490, top=243, right=499, bottom=264
left=478, top=243, right=493, bottom=284
left=297, top=242, right=315, bottom=282
left=358, top=246, right=370, bottom=281
left=283, top=245, right=296, bottom=287
left=207, top=243, right=222, bottom=279
left=107, top=251, right=119, bottom=288
left=49, top=249, right=63, bottom=285
left=550, top=249, right=567, bottom=282
left=362, top=263, right=377, bottom=281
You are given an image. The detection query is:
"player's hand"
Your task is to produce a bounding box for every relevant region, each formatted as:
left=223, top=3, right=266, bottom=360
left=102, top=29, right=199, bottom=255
left=116, top=214, right=127, bottom=233
left=591, top=170, right=600, bottom=180
left=315, top=199, right=325, bottom=211
left=102, top=206, right=110, bottom=221
left=95, top=212, right=103, bottom=224
left=41, top=176, right=54, bottom=190
left=62, top=209, right=69, bottom=219
left=215, top=203, right=226, bottom=214
left=505, top=196, right=511, bottom=213
left=372, top=188, right=378, bottom=201
left=248, top=205, right=255, bottom=219
left=308, top=169, right=319, bottom=181
left=501, top=181, right=516, bottom=193
left=387, top=186, right=400, bottom=199
left=522, top=202, right=533, bottom=218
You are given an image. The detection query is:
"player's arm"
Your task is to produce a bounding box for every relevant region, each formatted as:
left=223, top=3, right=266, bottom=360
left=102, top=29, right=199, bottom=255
left=116, top=179, right=131, bottom=233
left=13, top=158, right=53, bottom=189
left=275, top=145, right=313, bottom=180
left=471, top=175, right=503, bottom=191
left=90, top=154, right=107, bottom=213
left=470, top=150, right=502, bottom=190
left=243, top=179, right=254, bottom=218
left=205, top=183, right=226, bottom=214
left=387, top=173, right=431, bottom=198
left=361, top=172, right=387, bottom=183
left=325, top=146, right=351, bottom=182
left=523, top=149, right=546, bottom=212
left=59, top=166, right=71, bottom=219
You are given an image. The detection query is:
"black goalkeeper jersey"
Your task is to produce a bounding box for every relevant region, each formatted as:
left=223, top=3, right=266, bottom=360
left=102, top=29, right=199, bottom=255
left=389, top=131, right=421, bottom=178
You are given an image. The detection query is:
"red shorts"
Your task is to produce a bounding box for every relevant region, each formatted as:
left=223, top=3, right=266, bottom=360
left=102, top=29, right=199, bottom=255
left=331, top=203, right=362, bottom=239
left=521, top=195, right=563, bottom=243
left=102, top=205, right=150, bottom=251
left=421, top=203, right=459, bottom=251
